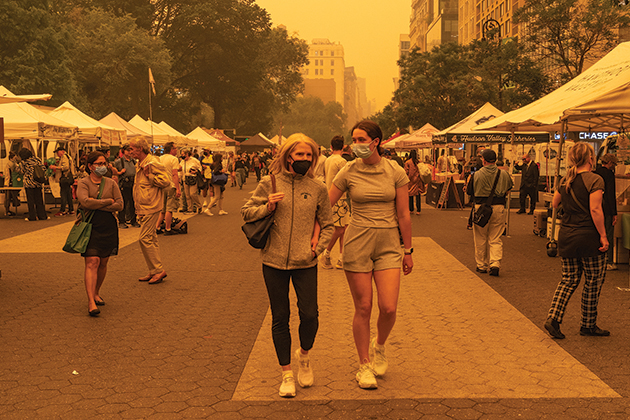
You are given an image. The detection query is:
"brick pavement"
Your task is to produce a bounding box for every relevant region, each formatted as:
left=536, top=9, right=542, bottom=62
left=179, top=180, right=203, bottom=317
left=1, top=187, right=629, bottom=419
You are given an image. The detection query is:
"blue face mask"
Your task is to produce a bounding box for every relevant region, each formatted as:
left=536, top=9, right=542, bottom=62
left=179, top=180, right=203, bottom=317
left=94, top=166, right=108, bottom=176
left=352, top=142, right=374, bottom=159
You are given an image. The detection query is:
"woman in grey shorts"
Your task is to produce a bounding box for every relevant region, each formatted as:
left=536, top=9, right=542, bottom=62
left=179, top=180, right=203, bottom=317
left=329, top=120, right=414, bottom=389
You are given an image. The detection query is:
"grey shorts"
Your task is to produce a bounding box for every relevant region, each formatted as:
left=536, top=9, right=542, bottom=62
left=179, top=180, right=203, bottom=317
left=343, top=225, right=403, bottom=272
left=162, top=186, right=180, bottom=213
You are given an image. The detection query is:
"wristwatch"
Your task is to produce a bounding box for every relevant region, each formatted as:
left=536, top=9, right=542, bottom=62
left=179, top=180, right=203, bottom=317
left=404, top=248, right=414, bottom=255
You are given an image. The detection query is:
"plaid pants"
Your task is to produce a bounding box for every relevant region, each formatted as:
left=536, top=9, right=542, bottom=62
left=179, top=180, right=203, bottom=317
left=548, top=254, right=606, bottom=328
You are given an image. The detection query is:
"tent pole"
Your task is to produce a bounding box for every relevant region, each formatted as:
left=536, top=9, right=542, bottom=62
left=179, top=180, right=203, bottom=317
left=549, top=119, right=566, bottom=248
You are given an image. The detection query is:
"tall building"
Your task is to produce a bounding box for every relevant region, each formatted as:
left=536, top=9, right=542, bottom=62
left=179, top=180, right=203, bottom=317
left=301, top=38, right=367, bottom=128
left=410, top=0, right=459, bottom=52
left=302, top=39, right=346, bottom=106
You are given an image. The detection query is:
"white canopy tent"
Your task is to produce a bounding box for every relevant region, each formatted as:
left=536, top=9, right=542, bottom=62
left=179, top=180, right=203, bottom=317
left=0, top=102, right=77, bottom=140
left=158, top=121, right=196, bottom=147
left=186, top=127, right=226, bottom=151
left=0, top=85, right=52, bottom=104
left=399, top=123, right=440, bottom=149
left=475, top=42, right=630, bottom=133
left=100, top=112, right=151, bottom=139
left=128, top=115, right=170, bottom=145
left=382, top=134, right=411, bottom=149
left=47, top=101, right=126, bottom=145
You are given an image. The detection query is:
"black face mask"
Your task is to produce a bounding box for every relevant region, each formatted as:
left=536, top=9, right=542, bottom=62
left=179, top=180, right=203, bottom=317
left=291, top=159, right=311, bottom=176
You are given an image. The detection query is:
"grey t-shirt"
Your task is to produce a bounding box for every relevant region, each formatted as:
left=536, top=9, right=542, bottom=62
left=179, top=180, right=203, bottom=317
left=333, top=157, right=409, bottom=228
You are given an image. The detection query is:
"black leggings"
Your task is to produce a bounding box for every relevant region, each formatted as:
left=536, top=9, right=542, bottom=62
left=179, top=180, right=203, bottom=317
left=409, top=194, right=421, bottom=212
left=262, top=264, right=319, bottom=366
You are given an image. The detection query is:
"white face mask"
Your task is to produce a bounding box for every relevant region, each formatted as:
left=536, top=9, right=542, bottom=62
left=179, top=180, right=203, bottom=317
left=352, top=141, right=374, bottom=159
left=94, top=166, right=108, bottom=176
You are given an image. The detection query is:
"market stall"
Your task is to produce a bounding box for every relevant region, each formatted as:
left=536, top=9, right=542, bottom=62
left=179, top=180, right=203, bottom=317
left=475, top=41, right=630, bottom=263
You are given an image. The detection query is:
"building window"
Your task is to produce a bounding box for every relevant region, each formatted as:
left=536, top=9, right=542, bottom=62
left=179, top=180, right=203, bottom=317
left=320, top=50, right=324, bottom=56
left=331, top=69, right=334, bottom=75
left=331, top=59, right=334, bottom=66
left=331, top=51, right=335, bottom=56
left=315, top=69, right=319, bottom=75
left=314, top=51, right=318, bottom=56
left=305, top=69, right=309, bottom=75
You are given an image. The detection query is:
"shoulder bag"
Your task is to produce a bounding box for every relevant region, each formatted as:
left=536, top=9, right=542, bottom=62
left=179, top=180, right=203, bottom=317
left=33, top=163, right=47, bottom=184
left=183, top=161, right=197, bottom=186
left=242, top=174, right=276, bottom=249
left=62, top=180, right=105, bottom=253
left=211, top=172, right=228, bottom=186
left=472, top=171, right=501, bottom=228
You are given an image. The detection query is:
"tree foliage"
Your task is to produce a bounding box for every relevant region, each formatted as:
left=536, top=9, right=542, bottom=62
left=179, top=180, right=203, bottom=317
left=0, top=0, right=76, bottom=102
left=390, top=40, right=549, bottom=131
left=64, top=8, right=172, bottom=120
left=1, top=0, right=309, bottom=135
left=273, top=96, right=346, bottom=147
left=513, top=0, right=630, bottom=80
left=159, top=0, right=307, bottom=133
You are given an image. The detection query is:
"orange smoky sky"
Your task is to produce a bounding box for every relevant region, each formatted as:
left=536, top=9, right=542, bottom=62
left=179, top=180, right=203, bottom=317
left=256, top=0, right=411, bottom=113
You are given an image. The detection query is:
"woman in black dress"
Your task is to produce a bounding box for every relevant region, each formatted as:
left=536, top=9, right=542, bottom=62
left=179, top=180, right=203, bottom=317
left=76, top=152, right=123, bottom=316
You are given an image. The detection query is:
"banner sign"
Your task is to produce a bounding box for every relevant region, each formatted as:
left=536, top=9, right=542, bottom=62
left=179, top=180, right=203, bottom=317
left=433, top=132, right=550, bottom=144
left=38, top=122, right=77, bottom=139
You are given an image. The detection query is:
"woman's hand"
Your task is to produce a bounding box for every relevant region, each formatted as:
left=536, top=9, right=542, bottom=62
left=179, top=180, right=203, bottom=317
left=267, top=192, right=285, bottom=212
left=402, top=254, right=413, bottom=275
left=599, top=235, right=609, bottom=253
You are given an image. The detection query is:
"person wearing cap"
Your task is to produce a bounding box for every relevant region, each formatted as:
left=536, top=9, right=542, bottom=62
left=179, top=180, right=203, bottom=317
left=49, top=146, right=75, bottom=217
left=113, top=144, right=138, bottom=228
left=514, top=153, right=540, bottom=214
left=595, top=153, right=618, bottom=270
left=466, top=149, right=513, bottom=276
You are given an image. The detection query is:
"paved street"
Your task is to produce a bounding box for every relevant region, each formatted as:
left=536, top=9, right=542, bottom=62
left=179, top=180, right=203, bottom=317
left=1, top=183, right=630, bottom=419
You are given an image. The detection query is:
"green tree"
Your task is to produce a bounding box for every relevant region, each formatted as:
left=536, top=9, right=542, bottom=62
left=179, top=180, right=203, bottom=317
left=64, top=8, right=172, bottom=120
left=160, top=0, right=308, bottom=133
left=0, top=0, right=76, bottom=102
left=392, top=40, right=549, bottom=130
left=273, top=96, right=346, bottom=147
left=513, top=0, right=630, bottom=80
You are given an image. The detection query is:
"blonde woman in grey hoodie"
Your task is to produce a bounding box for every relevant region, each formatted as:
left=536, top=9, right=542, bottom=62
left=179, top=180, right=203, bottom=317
left=242, top=134, right=334, bottom=398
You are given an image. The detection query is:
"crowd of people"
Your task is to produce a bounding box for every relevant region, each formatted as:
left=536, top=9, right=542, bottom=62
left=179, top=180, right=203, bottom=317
left=1, top=121, right=617, bottom=397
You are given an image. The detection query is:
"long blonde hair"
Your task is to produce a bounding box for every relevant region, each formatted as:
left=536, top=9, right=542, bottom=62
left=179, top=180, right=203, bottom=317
left=267, top=133, right=320, bottom=177
left=564, top=142, right=594, bottom=192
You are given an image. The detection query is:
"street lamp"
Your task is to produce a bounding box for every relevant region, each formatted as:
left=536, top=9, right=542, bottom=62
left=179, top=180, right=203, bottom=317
left=482, top=19, right=501, bottom=40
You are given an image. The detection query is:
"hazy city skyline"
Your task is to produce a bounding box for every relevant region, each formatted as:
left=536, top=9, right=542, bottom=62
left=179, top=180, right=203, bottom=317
left=256, top=0, right=411, bottom=114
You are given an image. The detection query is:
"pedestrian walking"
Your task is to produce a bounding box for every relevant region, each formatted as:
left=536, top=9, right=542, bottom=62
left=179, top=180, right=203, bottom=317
left=76, top=151, right=123, bottom=316
left=544, top=142, right=610, bottom=339
left=515, top=152, right=539, bottom=214
left=328, top=120, right=413, bottom=390
left=594, top=153, right=618, bottom=271
left=204, top=153, right=228, bottom=216
left=466, top=149, right=513, bottom=276
left=113, top=144, right=138, bottom=228
left=404, top=149, right=424, bottom=215
left=320, top=135, right=350, bottom=270
left=241, top=134, right=334, bottom=398
left=156, top=142, right=181, bottom=235
left=130, top=137, right=171, bottom=284
left=18, top=148, right=48, bottom=221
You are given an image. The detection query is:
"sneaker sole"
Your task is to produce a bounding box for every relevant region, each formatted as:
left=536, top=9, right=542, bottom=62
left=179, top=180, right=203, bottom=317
left=356, top=377, right=378, bottom=389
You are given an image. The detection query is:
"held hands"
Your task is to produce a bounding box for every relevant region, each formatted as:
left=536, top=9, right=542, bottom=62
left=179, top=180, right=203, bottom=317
left=267, top=192, right=285, bottom=212
left=402, top=254, right=413, bottom=275
left=599, top=235, right=610, bottom=253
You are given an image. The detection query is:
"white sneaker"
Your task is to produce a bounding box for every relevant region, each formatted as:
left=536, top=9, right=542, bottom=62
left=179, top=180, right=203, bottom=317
left=295, top=348, right=313, bottom=387
left=278, top=372, right=296, bottom=397
left=218, top=210, right=228, bottom=215
left=607, top=264, right=618, bottom=271
left=356, top=363, right=378, bottom=389
left=335, top=259, right=343, bottom=269
left=204, top=209, right=213, bottom=216
left=370, top=338, right=388, bottom=376
left=321, top=252, right=333, bottom=269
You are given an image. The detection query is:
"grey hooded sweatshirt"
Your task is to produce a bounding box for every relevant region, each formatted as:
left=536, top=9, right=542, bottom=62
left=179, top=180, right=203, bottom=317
left=241, top=171, right=334, bottom=270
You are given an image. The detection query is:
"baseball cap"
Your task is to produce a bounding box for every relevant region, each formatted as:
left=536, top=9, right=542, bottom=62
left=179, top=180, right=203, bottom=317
left=481, top=149, right=497, bottom=163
